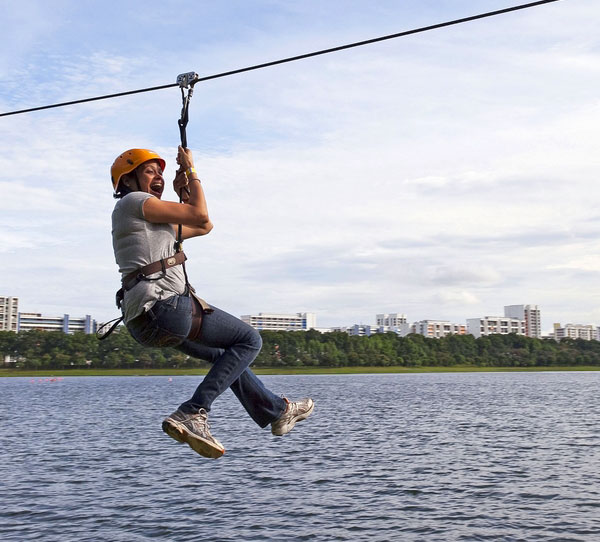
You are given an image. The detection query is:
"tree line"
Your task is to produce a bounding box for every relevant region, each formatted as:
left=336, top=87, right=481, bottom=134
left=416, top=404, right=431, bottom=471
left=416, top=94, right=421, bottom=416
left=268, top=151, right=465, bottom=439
left=2, top=328, right=600, bottom=370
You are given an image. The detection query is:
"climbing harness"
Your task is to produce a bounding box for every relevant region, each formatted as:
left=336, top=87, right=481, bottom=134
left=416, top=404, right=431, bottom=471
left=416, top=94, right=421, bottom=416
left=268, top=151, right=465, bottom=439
left=97, top=252, right=188, bottom=339
left=97, top=72, right=211, bottom=341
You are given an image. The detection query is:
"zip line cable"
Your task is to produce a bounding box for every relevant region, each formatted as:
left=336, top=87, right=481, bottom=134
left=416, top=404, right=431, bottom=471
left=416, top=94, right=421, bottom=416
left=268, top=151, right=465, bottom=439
left=0, top=0, right=561, bottom=118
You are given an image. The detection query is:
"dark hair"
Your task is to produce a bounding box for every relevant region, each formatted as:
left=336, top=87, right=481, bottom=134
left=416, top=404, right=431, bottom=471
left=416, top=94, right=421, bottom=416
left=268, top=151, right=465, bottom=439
left=113, top=171, right=138, bottom=199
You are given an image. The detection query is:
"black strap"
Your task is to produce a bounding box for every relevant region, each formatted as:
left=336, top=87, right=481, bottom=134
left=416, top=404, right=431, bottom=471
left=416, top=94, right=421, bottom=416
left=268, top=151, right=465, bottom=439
left=178, top=86, right=192, bottom=149
left=176, top=84, right=196, bottom=252
left=176, top=75, right=199, bottom=274
left=96, top=316, right=124, bottom=340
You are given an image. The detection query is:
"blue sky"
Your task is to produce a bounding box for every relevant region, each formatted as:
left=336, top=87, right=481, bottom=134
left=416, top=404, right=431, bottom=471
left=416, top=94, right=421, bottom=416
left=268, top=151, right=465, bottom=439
left=1, top=0, right=599, bottom=333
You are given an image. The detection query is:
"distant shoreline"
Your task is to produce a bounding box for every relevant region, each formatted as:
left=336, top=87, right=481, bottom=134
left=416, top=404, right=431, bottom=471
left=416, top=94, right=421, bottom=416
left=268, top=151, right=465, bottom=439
left=2, top=366, right=600, bottom=377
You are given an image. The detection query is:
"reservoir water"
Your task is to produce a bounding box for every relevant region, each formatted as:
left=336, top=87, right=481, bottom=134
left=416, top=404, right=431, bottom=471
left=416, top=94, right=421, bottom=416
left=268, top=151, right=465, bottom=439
left=1, top=372, right=599, bottom=541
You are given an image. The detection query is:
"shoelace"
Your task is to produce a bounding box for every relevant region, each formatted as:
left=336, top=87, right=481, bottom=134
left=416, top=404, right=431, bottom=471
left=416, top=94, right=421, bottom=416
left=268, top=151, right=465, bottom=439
left=283, top=398, right=300, bottom=419
left=189, top=409, right=210, bottom=431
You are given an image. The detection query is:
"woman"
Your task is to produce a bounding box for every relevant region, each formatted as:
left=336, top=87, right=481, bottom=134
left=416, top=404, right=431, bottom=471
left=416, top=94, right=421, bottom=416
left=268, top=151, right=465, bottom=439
left=110, top=147, right=314, bottom=459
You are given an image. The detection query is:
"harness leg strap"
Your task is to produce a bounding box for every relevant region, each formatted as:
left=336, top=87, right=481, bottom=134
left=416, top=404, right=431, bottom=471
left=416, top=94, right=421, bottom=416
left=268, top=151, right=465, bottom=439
left=187, top=295, right=203, bottom=340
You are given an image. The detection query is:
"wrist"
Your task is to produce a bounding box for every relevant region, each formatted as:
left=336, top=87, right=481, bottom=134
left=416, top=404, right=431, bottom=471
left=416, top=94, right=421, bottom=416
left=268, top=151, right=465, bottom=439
left=184, top=167, right=197, bottom=180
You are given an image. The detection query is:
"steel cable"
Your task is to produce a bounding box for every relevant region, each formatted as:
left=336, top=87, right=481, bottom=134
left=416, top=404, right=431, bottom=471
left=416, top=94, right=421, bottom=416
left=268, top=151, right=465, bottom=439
left=0, top=0, right=561, bottom=118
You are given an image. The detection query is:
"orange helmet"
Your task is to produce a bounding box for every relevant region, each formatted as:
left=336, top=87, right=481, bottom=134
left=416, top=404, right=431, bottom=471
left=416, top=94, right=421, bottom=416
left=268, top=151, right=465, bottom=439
left=110, top=149, right=166, bottom=192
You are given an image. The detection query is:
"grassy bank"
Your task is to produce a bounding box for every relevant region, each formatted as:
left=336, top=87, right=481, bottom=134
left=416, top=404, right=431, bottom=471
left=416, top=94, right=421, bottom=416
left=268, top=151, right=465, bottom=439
left=2, top=365, right=600, bottom=377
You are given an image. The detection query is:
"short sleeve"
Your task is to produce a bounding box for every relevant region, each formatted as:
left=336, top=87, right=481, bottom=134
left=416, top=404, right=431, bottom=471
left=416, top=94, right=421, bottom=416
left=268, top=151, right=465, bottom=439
left=120, top=192, right=154, bottom=219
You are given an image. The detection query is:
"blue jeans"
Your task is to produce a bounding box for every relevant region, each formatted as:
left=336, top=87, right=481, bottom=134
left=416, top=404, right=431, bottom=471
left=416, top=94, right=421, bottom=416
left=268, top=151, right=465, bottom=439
left=126, top=295, right=286, bottom=427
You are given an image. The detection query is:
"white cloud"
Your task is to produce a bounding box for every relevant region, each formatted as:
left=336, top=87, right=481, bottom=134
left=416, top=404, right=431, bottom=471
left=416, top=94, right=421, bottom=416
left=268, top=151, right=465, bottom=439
left=432, top=290, right=481, bottom=308
left=548, top=254, right=600, bottom=273
left=1, top=0, right=600, bottom=333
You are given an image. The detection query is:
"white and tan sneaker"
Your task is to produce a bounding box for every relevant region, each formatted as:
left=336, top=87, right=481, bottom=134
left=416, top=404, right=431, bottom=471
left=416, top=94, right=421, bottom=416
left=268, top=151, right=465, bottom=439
left=271, top=397, right=314, bottom=436
left=162, top=408, right=225, bottom=459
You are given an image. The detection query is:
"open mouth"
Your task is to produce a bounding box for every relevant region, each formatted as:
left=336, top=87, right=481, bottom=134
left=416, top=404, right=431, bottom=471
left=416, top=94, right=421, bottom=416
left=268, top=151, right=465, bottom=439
left=150, top=180, right=164, bottom=196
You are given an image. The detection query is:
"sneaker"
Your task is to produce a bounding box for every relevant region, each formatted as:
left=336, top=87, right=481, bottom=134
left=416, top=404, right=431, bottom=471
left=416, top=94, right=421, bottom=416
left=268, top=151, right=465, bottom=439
left=162, top=408, right=225, bottom=459
left=271, top=397, right=315, bottom=436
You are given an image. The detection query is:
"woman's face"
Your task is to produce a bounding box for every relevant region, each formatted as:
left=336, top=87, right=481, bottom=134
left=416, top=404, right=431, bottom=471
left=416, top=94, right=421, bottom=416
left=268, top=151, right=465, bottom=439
left=136, top=160, right=164, bottom=198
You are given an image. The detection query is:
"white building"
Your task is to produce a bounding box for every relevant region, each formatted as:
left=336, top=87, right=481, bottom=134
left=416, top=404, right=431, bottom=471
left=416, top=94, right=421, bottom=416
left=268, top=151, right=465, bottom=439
left=467, top=316, right=525, bottom=338
left=376, top=313, right=408, bottom=327
left=504, top=304, right=541, bottom=338
left=372, top=313, right=409, bottom=336
left=329, top=325, right=369, bottom=336
left=0, top=296, right=19, bottom=332
left=17, top=313, right=97, bottom=334
left=553, top=323, right=597, bottom=341
left=412, top=320, right=467, bottom=338
left=240, top=312, right=316, bottom=331
left=375, top=323, right=411, bottom=336
left=348, top=324, right=372, bottom=336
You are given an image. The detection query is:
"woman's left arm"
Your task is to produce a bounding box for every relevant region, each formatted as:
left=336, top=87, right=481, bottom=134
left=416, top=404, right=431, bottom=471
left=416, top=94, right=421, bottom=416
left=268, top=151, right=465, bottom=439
left=142, top=147, right=213, bottom=240
left=172, top=167, right=213, bottom=239
left=179, top=221, right=213, bottom=239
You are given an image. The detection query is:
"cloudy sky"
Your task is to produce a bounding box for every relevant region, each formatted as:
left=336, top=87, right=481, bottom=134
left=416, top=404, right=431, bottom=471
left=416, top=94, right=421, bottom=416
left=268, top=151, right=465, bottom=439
left=1, top=0, right=598, bottom=333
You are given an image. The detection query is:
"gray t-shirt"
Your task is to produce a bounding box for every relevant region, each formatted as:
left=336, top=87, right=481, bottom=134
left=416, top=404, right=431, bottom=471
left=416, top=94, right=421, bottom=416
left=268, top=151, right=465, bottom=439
left=112, top=192, right=186, bottom=323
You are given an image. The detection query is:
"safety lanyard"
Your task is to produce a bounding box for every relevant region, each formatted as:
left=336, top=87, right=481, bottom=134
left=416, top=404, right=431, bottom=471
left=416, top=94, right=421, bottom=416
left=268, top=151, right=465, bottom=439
left=177, top=71, right=199, bottom=149
left=175, top=71, right=199, bottom=253
left=175, top=72, right=200, bottom=294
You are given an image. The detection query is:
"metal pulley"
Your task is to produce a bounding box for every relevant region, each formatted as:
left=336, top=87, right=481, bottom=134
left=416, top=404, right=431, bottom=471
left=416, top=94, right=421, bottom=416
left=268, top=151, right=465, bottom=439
left=177, top=72, right=199, bottom=148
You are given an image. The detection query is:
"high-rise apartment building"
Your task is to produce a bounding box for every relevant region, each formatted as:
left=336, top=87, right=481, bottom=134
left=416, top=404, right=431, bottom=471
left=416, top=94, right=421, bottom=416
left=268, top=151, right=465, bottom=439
left=341, top=324, right=372, bottom=336
left=0, top=296, right=19, bottom=332
left=553, top=323, right=597, bottom=341
left=240, top=312, right=316, bottom=331
left=504, top=304, right=541, bottom=338
left=376, top=313, right=408, bottom=327
left=412, top=320, right=467, bottom=338
left=466, top=316, right=525, bottom=338
left=374, top=313, right=410, bottom=336
left=17, top=313, right=97, bottom=334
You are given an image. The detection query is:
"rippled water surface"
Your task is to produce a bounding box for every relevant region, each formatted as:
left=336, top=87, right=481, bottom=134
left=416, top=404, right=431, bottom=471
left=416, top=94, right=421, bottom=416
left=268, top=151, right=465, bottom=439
left=1, top=372, right=599, bottom=541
